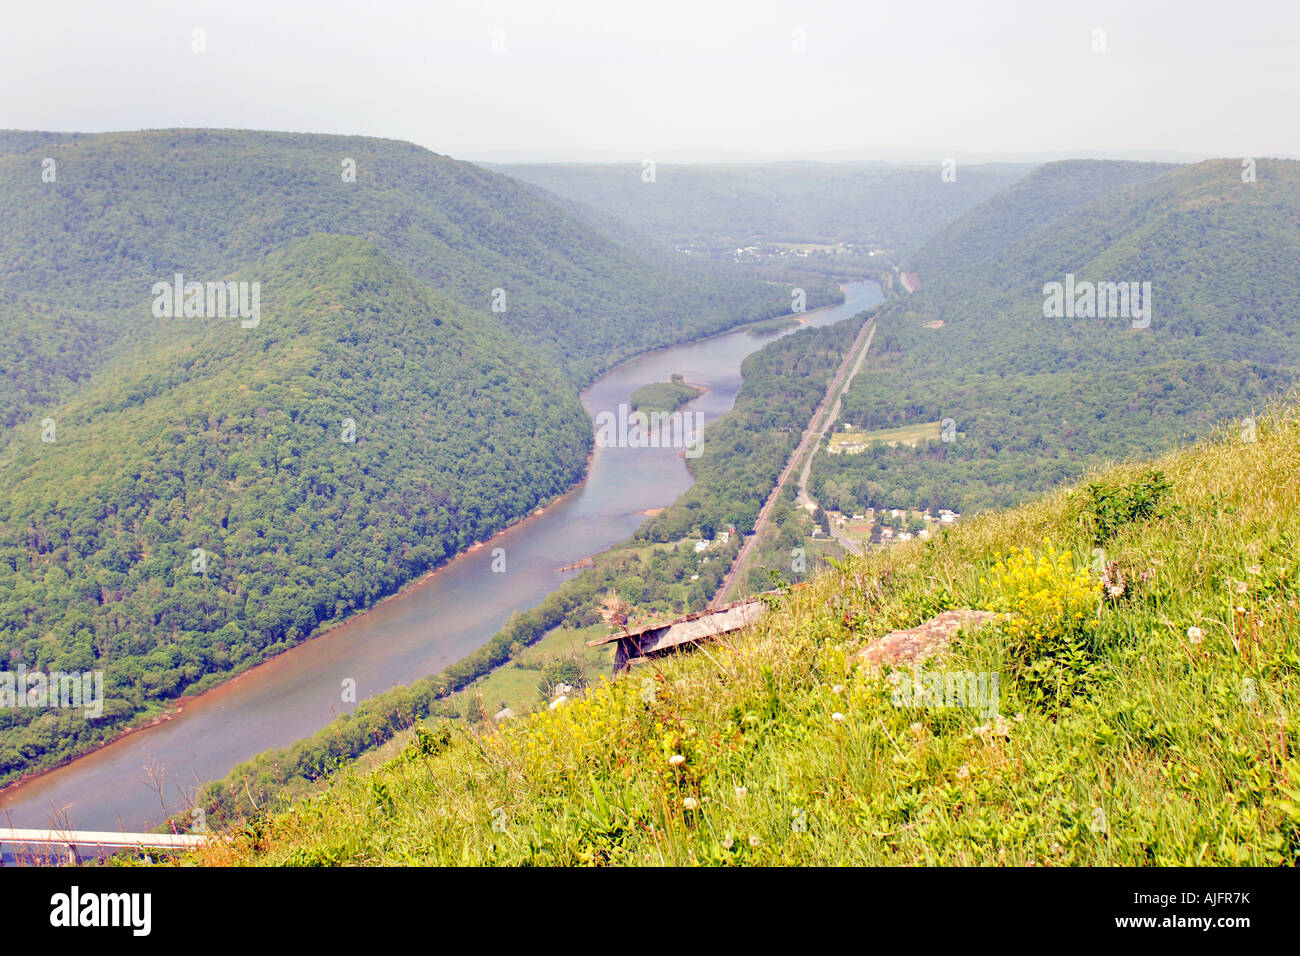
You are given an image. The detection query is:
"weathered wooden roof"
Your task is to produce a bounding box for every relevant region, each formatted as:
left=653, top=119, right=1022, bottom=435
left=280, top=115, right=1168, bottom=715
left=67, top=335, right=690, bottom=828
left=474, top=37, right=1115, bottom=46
left=587, top=596, right=768, bottom=656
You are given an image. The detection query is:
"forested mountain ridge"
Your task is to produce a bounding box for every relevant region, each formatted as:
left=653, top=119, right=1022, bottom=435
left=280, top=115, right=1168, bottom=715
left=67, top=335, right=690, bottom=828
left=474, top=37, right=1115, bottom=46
left=0, top=235, right=592, bottom=782
left=0, top=130, right=89, bottom=156
left=815, top=158, right=1300, bottom=515
left=0, top=129, right=803, bottom=384
left=903, top=158, right=1174, bottom=279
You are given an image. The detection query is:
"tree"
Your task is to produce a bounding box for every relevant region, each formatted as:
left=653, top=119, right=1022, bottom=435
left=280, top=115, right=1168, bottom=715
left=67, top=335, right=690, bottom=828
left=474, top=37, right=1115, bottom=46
left=538, top=657, right=584, bottom=697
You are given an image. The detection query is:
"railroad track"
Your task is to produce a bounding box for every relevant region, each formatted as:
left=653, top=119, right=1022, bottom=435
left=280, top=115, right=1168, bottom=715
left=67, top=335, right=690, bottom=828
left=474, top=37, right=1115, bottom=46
left=709, top=316, right=877, bottom=607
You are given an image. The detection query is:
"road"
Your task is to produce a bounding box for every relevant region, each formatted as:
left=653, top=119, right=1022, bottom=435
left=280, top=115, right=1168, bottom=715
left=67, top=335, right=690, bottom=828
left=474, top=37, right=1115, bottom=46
left=794, top=321, right=878, bottom=557
left=710, top=317, right=877, bottom=607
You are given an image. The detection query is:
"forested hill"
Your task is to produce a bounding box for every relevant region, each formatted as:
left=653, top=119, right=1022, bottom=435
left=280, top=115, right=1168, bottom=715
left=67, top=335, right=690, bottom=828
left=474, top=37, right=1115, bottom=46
left=814, top=158, right=1300, bottom=515
left=0, top=129, right=803, bottom=384
left=903, top=159, right=1174, bottom=278
left=0, top=235, right=594, bottom=783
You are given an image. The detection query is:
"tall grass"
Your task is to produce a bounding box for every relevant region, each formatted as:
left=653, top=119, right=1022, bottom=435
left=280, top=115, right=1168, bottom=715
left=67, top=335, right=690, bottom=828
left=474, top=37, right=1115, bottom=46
left=192, top=405, right=1300, bottom=866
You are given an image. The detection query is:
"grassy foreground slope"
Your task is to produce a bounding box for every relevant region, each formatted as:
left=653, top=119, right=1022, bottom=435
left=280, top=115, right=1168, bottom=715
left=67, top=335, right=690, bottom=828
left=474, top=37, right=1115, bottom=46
left=194, top=404, right=1300, bottom=866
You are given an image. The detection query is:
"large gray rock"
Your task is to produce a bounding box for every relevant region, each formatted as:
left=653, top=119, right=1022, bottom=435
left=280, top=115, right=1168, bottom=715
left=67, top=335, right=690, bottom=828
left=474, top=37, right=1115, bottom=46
left=854, top=609, right=1001, bottom=668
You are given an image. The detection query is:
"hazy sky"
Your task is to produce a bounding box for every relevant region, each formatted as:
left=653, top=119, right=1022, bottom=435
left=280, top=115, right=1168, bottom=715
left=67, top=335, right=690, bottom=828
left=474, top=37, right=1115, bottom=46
left=3, top=0, right=1296, bottom=163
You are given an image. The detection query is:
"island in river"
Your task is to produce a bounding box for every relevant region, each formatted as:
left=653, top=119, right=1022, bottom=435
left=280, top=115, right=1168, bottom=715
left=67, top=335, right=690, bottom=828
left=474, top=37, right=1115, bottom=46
left=628, top=376, right=706, bottom=415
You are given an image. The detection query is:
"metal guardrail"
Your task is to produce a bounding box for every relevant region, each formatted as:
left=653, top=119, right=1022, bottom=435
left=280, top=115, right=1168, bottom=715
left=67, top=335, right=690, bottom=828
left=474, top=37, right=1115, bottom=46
left=0, top=828, right=210, bottom=850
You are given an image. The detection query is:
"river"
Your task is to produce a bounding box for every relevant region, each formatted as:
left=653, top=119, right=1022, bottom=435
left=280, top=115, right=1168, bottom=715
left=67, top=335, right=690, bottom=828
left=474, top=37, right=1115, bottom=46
left=0, top=280, right=882, bottom=844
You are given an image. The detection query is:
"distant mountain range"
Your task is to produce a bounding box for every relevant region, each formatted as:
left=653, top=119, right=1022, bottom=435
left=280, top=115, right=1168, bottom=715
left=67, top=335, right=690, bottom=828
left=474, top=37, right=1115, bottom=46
left=470, top=147, right=1238, bottom=165
left=492, top=160, right=1032, bottom=254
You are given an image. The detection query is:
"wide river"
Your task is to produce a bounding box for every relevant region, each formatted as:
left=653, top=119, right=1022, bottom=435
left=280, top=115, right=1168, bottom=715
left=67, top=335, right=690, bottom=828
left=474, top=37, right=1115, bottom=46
left=0, top=281, right=882, bottom=842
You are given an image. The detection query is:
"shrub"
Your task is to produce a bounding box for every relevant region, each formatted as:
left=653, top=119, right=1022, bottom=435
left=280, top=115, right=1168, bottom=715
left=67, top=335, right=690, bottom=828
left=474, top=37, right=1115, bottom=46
left=410, top=722, right=453, bottom=758
left=981, top=543, right=1100, bottom=712
left=538, top=657, right=585, bottom=697
left=1081, top=469, right=1173, bottom=545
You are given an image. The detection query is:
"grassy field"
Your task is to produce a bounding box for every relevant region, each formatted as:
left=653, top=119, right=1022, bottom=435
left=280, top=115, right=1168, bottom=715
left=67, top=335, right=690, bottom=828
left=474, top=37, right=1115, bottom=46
left=829, top=420, right=942, bottom=451
left=805, top=537, right=846, bottom=564
left=188, top=404, right=1300, bottom=866
left=451, top=624, right=615, bottom=719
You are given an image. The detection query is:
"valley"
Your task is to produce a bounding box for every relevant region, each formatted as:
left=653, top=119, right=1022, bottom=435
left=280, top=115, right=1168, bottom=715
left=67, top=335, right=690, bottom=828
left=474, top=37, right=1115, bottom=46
left=0, top=129, right=827, bottom=797
left=0, top=280, right=882, bottom=836
left=2, top=135, right=1299, bottom=874
left=4, top=0, right=1299, bottom=915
